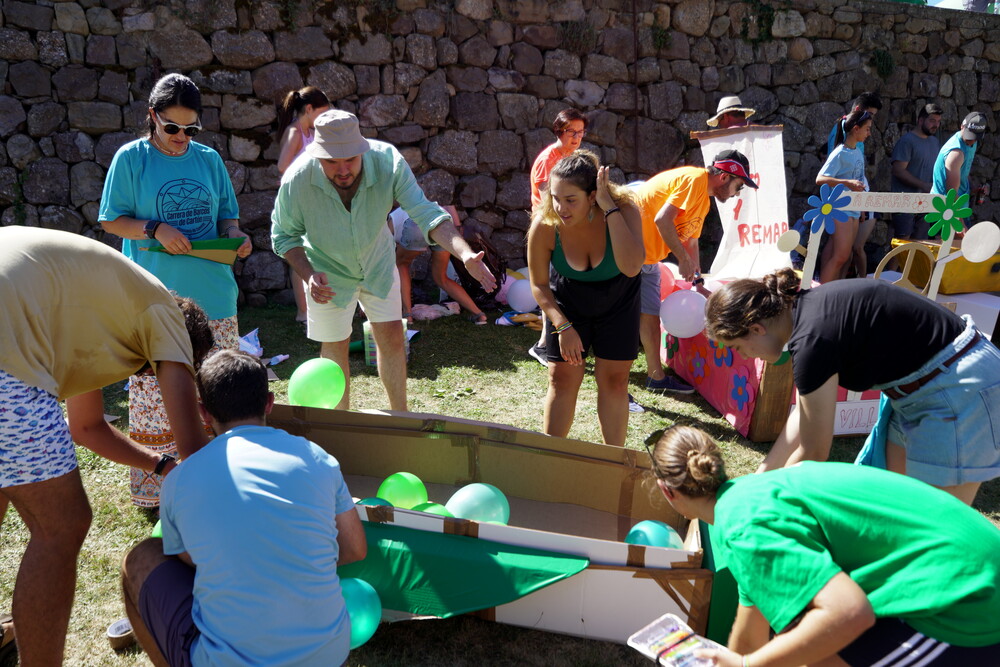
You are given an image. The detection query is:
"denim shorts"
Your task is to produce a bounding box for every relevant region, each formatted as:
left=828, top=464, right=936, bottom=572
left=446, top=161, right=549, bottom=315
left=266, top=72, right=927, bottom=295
left=875, top=317, right=1000, bottom=487
left=0, top=368, right=77, bottom=488
left=640, top=263, right=662, bottom=316
left=395, top=218, right=430, bottom=252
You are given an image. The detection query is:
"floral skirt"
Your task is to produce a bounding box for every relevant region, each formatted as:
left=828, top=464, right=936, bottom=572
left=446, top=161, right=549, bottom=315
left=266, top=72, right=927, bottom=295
left=129, top=316, right=238, bottom=507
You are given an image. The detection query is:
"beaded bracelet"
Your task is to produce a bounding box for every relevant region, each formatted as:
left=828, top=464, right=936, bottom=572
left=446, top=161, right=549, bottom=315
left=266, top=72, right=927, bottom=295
left=553, top=321, right=573, bottom=335
left=603, top=206, right=621, bottom=218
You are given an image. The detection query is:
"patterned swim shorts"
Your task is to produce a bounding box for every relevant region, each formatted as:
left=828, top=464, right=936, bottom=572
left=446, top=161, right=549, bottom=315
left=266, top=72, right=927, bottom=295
left=0, top=368, right=77, bottom=488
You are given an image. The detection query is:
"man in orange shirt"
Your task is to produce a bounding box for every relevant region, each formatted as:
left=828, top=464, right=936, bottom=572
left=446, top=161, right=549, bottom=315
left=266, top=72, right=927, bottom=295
left=637, top=150, right=758, bottom=393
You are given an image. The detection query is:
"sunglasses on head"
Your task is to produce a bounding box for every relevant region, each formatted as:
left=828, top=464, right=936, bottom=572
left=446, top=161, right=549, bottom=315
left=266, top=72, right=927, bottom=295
left=154, top=111, right=202, bottom=137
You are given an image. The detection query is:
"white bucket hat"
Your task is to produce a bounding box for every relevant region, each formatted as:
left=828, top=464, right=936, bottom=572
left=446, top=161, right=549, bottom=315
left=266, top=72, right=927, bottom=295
left=306, top=110, right=371, bottom=160
left=707, top=96, right=757, bottom=128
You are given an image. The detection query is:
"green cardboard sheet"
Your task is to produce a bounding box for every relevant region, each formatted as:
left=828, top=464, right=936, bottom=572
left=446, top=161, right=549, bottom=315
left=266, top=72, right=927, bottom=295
left=338, top=523, right=589, bottom=618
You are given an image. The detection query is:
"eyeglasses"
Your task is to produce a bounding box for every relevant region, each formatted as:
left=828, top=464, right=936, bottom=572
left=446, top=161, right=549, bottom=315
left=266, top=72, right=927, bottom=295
left=154, top=111, right=202, bottom=137
left=561, top=129, right=586, bottom=139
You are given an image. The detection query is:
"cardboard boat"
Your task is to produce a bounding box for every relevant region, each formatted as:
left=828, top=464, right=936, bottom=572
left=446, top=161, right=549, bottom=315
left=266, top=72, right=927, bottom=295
left=269, top=404, right=713, bottom=644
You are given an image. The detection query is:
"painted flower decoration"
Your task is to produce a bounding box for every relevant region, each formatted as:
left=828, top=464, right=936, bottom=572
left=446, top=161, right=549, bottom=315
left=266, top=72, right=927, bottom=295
left=926, top=189, right=972, bottom=241
left=710, top=340, right=733, bottom=368
left=690, top=346, right=708, bottom=383
left=665, top=334, right=680, bottom=360
left=731, top=371, right=752, bottom=412
left=804, top=183, right=851, bottom=235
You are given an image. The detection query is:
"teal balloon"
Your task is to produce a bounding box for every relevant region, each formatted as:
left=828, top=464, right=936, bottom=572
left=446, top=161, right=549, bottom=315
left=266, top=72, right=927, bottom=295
left=445, top=483, right=510, bottom=524
left=151, top=520, right=162, bottom=538
left=376, top=472, right=427, bottom=509
left=341, top=577, right=381, bottom=649
left=287, top=358, right=346, bottom=410
left=625, top=520, right=684, bottom=549
left=358, top=497, right=393, bottom=507
left=411, top=501, right=454, bottom=518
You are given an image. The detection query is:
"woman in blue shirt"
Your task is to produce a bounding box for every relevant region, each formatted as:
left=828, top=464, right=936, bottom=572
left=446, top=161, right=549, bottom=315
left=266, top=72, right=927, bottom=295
left=99, top=73, right=251, bottom=507
left=816, top=109, right=872, bottom=283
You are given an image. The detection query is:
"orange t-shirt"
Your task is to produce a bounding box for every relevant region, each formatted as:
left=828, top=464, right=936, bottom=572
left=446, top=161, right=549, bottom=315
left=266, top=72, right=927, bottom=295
left=636, top=166, right=710, bottom=264
left=530, top=142, right=570, bottom=210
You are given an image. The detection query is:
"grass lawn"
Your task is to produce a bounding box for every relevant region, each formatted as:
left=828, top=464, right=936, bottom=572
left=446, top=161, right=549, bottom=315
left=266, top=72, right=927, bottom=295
left=2, top=304, right=997, bottom=666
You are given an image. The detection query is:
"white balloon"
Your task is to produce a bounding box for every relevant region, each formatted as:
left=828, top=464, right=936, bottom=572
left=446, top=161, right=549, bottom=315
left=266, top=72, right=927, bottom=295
left=507, top=279, right=538, bottom=313
left=962, top=222, right=1000, bottom=263
left=659, top=290, right=708, bottom=338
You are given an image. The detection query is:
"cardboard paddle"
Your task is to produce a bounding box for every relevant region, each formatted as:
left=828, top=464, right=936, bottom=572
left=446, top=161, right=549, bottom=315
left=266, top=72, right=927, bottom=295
left=140, top=237, right=245, bottom=265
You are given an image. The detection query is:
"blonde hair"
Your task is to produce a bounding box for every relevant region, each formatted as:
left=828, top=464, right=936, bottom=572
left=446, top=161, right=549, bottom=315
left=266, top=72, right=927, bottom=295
left=650, top=426, right=727, bottom=498
left=705, top=267, right=801, bottom=341
left=532, top=150, right=635, bottom=228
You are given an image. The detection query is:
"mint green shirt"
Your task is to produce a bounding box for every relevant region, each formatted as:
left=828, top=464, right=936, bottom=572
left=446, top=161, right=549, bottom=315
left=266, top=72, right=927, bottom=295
left=271, top=140, right=448, bottom=308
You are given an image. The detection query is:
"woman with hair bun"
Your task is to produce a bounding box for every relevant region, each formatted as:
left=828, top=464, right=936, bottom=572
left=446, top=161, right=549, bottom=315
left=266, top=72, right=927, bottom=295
left=527, top=150, right=644, bottom=445
left=704, top=268, right=1000, bottom=505
left=648, top=425, right=1000, bottom=667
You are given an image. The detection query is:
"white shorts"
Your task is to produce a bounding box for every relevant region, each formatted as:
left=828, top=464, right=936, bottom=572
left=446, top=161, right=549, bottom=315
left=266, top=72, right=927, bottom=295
left=307, top=268, right=403, bottom=342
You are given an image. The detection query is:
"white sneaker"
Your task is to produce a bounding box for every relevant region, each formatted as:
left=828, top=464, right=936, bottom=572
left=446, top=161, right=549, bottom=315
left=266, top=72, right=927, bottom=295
left=628, top=394, right=645, bottom=413
left=528, top=344, right=548, bottom=367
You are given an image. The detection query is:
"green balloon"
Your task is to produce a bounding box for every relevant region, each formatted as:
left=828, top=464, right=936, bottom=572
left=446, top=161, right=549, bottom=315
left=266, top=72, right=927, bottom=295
left=376, top=472, right=427, bottom=509
left=445, top=483, right=510, bottom=524
left=151, top=519, right=162, bottom=538
left=341, top=577, right=381, bottom=649
left=411, top=501, right=454, bottom=518
left=287, top=358, right=346, bottom=410
left=358, top=497, right=393, bottom=507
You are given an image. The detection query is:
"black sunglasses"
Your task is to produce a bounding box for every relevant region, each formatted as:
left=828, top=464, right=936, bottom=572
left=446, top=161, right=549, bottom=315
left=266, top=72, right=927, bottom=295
left=154, top=111, right=202, bottom=137
left=643, top=428, right=667, bottom=462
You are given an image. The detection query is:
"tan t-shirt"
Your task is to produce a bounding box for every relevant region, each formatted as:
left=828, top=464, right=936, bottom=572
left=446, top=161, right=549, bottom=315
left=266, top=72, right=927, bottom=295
left=0, top=227, right=194, bottom=400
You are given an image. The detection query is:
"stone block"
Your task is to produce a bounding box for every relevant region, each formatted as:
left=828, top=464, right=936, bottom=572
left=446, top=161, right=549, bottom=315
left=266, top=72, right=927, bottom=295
left=0, top=97, right=26, bottom=138
left=648, top=81, right=683, bottom=121
left=148, top=28, right=213, bottom=69
left=459, top=174, right=497, bottom=208
left=394, top=63, right=427, bottom=93
left=417, top=169, right=458, bottom=204
left=237, top=191, right=280, bottom=229
left=543, top=50, right=582, bottom=79
left=525, top=75, right=558, bottom=99
left=7, top=134, right=41, bottom=170
left=306, top=62, right=356, bottom=101
left=122, top=11, right=155, bottom=32
left=670, top=60, right=701, bottom=86
left=436, top=37, right=458, bottom=66
left=672, top=0, right=714, bottom=37
left=355, top=65, right=380, bottom=96
left=225, top=160, right=247, bottom=194
left=487, top=20, right=514, bottom=47
left=252, top=62, right=303, bottom=103
left=565, top=79, right=605, bottom=107
left=522, top=25, right=561, bottom=50
left=495, top=173, right=530, bottom=210
left=27, top=102, right=66, bottom=138
left=459, top=35, right=497, bottom=69
left=247, top=165, right=279, bottom=192
left=451, top=92, right=499, bottom=131
left=86, top=35, right=117, bottom=66
left=68, top=101, right=122, bottom=135
left=70, top=160, right=105, bottom=206
left=414, top=9, right=446, bottom=37
left=771, top=10, right=806, bottom=38
left=340, top=34, right=392, bottom=65
left=447, top=66, right=488, bottom=92
left=600, top=27, right=636, bottom=64
left=55, top=3, right=89, bottom=35
left=241, top=252, right=288, bottom=291
left=477, top=129, right=522, bottom=174
left=427, top=130, right=478, bottom=174
left=496, top=93, right=537, bottom=132
left=38, top=31, right=69, bottom=68
left=605, top=83, right=640, bottom=112
left=53, top=131, right=95, bottom=162
left=40, top=205, right=85, bottom=234
left=584, top=109, right=618, bottom=146
left=190, top=69, right=254, bottom=95
left=487, top=68, right=525, bottom=92
left=618, top=117, right=683, bottom=174
left=23, top=157, right=70, bottom=205
left=95, top=131, right=136, bottom=168
left=380, top=124, right=427, bottom=145
left=456, top=0, right=492, bottom=20
left=359, top=95, right=408, bottom=127
left=0, top=28, right=38, bottom=60
left=212, top=30, right=275, bottom=69
left=228, top=134, right=261, bottom=162
left=115, top=33, right=146, bottom=69
left=7, top=1, right=54, bottom=31
left=10, top=61, right=52, bottom=98
left=523, top=128, right=554, bottom=166
left=220, top=95, right=277, bottom=130
left=86, top=7, right=121, bottom=35
left=583, top=54, right=628, bottom=83
left=406, top=33, right=437, bottom=70
left=412, top=69, right=449, bottom=127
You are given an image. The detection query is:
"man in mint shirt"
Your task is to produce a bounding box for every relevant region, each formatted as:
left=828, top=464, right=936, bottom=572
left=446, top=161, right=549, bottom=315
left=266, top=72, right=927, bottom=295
left=121, top=350, right=367, bottom=666
left=271, top=110, right=496, bottom=410
left=932, top=111, right=987, bottom=228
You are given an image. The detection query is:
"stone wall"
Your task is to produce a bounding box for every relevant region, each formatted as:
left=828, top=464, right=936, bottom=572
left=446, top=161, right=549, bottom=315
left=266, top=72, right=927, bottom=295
left=1, top=0, right=999, bottom=305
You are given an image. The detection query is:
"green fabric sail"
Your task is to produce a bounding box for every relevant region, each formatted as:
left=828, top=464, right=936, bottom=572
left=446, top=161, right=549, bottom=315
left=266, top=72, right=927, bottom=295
left=338, top=523, right=589, bottom=618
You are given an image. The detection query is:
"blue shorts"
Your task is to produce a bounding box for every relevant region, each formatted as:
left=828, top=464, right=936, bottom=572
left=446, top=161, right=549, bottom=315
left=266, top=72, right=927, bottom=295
left=0, top=368, right=77, bottom=488
left=875, top=317, right=1000, bottom=486
left=139, top=558, right=198, bottom=667
left=640, top=264, right=662, bottom=316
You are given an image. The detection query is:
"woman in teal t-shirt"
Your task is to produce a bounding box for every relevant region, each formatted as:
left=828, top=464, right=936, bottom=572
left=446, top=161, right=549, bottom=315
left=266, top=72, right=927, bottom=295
left=526, top=151, right=644, bottom=446
left=647, top=425, right=1000, bottom=666
left=99, top=73, right=252, bottom=507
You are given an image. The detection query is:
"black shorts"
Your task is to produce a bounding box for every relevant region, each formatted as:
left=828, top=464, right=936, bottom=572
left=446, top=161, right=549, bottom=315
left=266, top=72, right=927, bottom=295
left=546, top=271, right=641, bottom=362
left=839, top=617, right=1000, bottom=666
left=138, top=559, right=199, bottom=667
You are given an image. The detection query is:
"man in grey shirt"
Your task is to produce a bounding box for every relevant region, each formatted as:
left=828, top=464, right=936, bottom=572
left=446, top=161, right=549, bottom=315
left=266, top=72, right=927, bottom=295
left=890, top=103, right=942, bottom=239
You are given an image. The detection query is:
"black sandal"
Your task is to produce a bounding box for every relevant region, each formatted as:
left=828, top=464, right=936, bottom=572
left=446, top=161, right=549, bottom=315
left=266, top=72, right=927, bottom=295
left=0, top=613, right=17, bottom=667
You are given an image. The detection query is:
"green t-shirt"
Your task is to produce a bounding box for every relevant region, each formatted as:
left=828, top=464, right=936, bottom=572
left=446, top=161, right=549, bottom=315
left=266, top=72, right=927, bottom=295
left=711, top=462, right=1000, bottom=647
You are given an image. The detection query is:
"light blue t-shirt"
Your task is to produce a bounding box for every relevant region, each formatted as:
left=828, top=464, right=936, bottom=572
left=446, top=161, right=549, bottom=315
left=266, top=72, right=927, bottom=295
left=932, top=131, right=977, bottom=200
left=827, top=120, right=865, bottom=156
left=819, top=143, right=868, bottom=218
left=98, top=139, right=240, bottom=320
left=160, top=425, right=357, bottom=666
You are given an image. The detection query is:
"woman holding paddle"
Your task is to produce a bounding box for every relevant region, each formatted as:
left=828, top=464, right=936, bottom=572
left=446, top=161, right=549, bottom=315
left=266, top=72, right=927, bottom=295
left=99, top=73, right=250, bottom=507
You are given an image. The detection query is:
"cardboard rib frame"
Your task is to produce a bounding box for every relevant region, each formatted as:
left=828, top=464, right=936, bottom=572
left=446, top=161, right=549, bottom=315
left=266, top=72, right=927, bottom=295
left=269, top=404, right=713, bottom=643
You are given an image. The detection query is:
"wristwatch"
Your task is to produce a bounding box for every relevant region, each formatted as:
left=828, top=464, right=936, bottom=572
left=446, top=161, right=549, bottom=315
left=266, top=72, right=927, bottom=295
left=144, top=219, right=163, bottom=240
left=153, top=453, right=177, bottom=476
